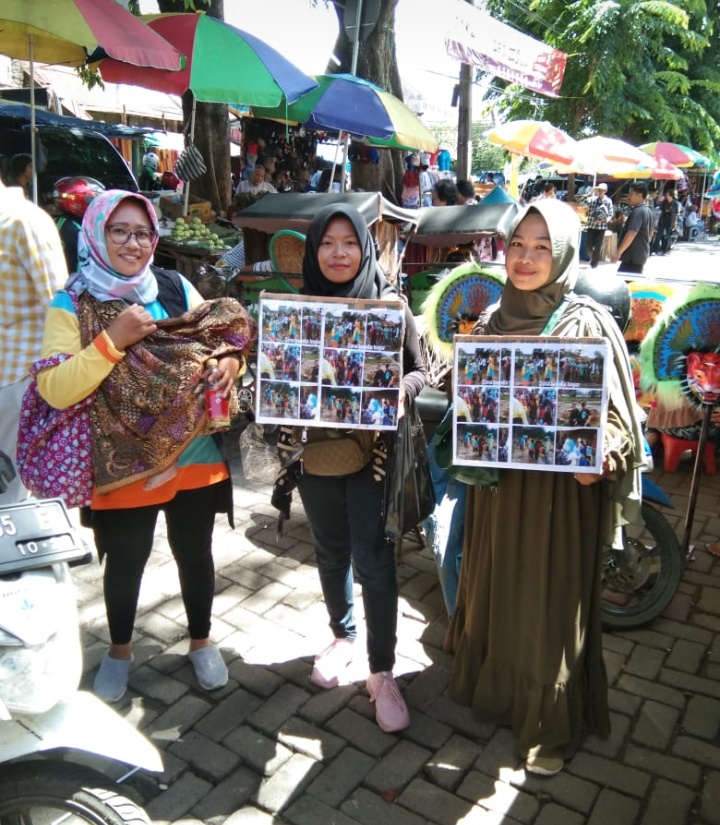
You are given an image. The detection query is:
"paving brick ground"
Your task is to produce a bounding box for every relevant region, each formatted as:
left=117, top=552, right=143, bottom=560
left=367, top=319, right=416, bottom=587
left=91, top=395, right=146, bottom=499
left=74, top=435, right=720, bottom=825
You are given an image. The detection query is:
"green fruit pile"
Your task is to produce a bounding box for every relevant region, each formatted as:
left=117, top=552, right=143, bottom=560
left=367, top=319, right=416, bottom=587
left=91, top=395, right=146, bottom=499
left=170, top=217, right=231, bottom=250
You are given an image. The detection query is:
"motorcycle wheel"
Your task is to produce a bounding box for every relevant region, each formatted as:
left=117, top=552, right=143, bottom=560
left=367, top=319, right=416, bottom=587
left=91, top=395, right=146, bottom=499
left=0, top=761, right=151, bottom=825
left=601, top=501, right=684, bottom=629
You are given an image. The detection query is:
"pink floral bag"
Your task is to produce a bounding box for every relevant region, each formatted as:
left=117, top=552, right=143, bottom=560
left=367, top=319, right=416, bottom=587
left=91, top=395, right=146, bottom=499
left=16, top=352, right=95, bottom=508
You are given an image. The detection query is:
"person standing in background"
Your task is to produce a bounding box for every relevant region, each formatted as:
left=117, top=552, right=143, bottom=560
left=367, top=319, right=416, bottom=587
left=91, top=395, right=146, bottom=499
left=584, top=182, right=614, bottom=269
left=612, top=182, right=654, bottom=274
left=456, top=180, right=478, bottom=205
left=7, top=154, right=33, bottom=198
left=0, top=177, right=68, bottom=503
left=138, top=152, right=161, bottom=192
left=53, top=176, right=106, bottom=273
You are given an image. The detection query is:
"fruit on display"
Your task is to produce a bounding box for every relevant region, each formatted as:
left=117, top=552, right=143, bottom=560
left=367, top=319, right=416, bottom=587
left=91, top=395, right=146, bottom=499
left=170, top=216, right=232, bottom=250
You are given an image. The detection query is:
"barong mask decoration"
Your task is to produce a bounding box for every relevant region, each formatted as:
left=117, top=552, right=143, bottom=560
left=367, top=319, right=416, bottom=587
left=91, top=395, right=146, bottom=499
left=638, top=282, right=720, bottom=411
left=422, top=262, right=506, bottom=362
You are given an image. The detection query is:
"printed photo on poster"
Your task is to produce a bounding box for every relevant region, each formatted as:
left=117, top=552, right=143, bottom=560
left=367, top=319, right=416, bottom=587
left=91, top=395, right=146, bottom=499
left=452, top=336, right=609, bottom=473
left=255, top=294, right=405, bottom=430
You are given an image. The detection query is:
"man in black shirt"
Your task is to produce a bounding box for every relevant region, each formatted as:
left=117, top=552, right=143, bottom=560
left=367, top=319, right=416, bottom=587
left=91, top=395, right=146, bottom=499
left=612, top=182, right=654, bottom=274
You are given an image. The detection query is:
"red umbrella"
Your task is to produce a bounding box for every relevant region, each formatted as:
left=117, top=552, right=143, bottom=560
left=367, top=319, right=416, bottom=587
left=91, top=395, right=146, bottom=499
left=0, top=0, right=186, bottom=200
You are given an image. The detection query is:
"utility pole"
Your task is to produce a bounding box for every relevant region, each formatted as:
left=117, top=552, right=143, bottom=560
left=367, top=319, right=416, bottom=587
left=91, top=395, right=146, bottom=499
left=456, top=0, right=476, bottom=180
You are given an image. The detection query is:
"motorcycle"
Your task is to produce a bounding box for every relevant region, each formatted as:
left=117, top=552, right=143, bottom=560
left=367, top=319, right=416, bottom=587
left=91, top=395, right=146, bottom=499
left=0, top=454, right=162, bottom=825
left=600, top=453, right=685, bottom=629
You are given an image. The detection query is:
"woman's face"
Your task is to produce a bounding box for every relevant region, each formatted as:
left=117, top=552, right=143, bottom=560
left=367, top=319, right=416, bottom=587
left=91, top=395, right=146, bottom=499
left=505, top=212, right=553, bottom=292
left=105, top=200, right=155, bottom=278
left=317, top=216, right=362, bottom=284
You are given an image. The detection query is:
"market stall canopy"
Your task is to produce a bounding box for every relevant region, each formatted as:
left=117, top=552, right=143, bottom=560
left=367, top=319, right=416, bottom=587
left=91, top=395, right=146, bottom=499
left=232, top=192, right=421, bottom=234
left=409, top=202, right=520, bottom=246
left=251, top=73, right=438, bottom=152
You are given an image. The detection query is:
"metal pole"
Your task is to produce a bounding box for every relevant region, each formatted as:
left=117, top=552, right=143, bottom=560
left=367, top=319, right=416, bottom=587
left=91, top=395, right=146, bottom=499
left=456, top=0, right=476, bottom=181
left=182, top=96, right=197, bottom=218
left=29, top=34, right=38, bottom=204
left=680, top=404, right=713, bottom=557
left=340, top=0, right=363, bottom=192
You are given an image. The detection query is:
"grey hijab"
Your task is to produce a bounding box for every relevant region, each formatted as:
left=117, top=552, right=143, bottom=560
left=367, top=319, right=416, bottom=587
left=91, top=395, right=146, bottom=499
left=486, top=199, right=581, bottom=335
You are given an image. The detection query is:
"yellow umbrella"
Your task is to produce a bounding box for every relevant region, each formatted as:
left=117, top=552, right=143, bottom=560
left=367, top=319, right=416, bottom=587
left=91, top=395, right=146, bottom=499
left=487, top=120, right=577, bottom=199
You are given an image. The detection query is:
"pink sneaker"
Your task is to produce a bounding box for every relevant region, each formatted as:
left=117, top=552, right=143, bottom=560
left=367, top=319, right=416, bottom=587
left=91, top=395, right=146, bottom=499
left=310, top=638, right=354, bottom=689
left=367, top=671, right=410, bottom=732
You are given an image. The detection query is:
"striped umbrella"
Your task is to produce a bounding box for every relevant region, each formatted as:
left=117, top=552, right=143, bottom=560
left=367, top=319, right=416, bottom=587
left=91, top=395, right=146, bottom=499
left=0, top=0, right=186, bottom=201
left=486, top=119, right=577, bottom=165
left=640, top=142, right=712, bottom=168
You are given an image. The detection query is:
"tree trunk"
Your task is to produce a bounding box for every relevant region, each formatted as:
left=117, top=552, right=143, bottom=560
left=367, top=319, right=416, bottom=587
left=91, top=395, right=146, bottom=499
left=157, top=0, right=232, bottom=216
left=329, top=0, right=404, bottom=203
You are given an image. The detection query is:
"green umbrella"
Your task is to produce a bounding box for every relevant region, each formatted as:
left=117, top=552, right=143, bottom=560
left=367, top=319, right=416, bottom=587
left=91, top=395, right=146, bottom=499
left=98, top=12, right=317, bottom=107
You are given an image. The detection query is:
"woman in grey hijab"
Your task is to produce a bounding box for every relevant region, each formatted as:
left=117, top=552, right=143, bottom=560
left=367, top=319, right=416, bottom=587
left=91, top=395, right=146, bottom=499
left=445, top=199, right=645, bottom=776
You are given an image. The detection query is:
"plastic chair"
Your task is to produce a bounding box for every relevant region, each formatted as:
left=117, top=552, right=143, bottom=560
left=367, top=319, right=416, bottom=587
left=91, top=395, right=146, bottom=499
left=660, top=433, right=717, bottom=474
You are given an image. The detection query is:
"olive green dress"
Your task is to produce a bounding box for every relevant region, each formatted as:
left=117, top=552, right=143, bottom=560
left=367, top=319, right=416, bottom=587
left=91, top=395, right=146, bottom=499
left=444, top=199, right=644, bottom=761
left=444, top=412, right=630, bottom=759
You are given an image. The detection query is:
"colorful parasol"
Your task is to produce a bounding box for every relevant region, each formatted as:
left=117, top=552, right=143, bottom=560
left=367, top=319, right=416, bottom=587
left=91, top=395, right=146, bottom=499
left=0, top=0, right=186, bottom=201
left=98, top=13, right=317, bottom=107
left=0, top=0, right=184, bottom=70
left=639, top=142, right=712, bottom=168
left=251, top=73, right=438, bottom=152
left=422, top=263, right=506, bottom=362
left=486, top=119, right=577, bottom=165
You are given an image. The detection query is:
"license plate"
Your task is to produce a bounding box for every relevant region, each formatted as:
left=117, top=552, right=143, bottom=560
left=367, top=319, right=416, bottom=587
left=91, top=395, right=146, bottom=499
left=0, top=499, right=87, bottom=573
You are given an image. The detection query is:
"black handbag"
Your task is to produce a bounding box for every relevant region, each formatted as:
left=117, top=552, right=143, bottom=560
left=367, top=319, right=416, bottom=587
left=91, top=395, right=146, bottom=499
left=384, top=400, right=435, bottom=541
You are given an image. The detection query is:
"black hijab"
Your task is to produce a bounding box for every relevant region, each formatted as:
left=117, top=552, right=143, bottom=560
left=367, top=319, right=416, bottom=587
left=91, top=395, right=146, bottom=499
left=301, top=203, right=395, bottom=299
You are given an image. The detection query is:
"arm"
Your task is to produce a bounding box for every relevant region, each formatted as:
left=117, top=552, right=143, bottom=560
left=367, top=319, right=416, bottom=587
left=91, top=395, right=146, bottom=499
left=37, top=294, right=157, bottom=409
left=401, top=305, right=426, bottom=406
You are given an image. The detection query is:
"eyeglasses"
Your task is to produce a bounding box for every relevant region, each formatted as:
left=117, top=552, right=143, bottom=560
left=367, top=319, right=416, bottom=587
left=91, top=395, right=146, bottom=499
left=106, top=224, right=158, bottom=248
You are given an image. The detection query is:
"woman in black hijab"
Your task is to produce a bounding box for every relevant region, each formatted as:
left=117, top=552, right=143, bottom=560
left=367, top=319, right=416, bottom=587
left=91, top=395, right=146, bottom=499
left=294, top=204, right=425, bottom=732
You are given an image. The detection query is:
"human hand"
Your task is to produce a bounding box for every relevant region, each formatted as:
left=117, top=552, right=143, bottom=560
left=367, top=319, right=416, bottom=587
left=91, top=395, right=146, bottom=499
left=575, top=456, right=611, bottom=485
left=106, top=304, right=157, bottom=351
left=204, top=355, right=241, bottom=396
left=610, top=254, right=618, bottom=264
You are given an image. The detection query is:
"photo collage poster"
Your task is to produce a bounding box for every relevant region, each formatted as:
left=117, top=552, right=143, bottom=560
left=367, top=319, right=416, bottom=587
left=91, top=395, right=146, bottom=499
left=256, top=293, right=405, bottom=430
left=451, top=335, right=610, bottom=474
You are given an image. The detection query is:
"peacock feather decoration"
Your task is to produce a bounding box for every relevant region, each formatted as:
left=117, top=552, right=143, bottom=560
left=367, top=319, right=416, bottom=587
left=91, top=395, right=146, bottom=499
left=421, top=262, right=506, bottom=363
left=638, top=281, right=720, bottom=410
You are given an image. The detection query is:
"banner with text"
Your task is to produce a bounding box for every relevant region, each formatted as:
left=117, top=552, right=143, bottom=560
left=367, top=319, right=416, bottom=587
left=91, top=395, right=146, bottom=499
left=445, top=0, right=567, bottom=98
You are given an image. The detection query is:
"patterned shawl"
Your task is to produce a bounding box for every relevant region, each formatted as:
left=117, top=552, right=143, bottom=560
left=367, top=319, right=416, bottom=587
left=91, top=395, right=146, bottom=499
left=77, top=294, right=256, bottom=493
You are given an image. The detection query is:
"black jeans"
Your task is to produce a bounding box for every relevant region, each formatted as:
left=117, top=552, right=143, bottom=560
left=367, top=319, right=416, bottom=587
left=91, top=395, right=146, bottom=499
left=91, top=484, right=222, bottom=645
left=618, top=260, right=644, bottom=275
left=297, top=462, right=398, bottom=673
left=585, top=227, right=606, bottom=268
